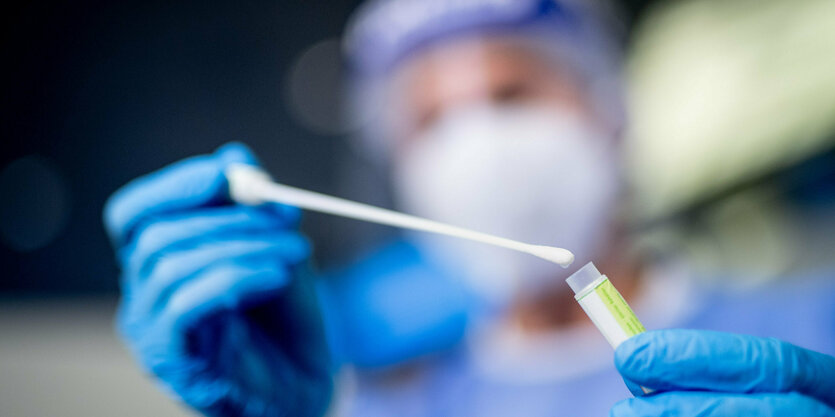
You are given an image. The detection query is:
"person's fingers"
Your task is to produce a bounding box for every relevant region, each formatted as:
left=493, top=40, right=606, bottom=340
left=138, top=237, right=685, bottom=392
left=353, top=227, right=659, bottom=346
left=152, top=258, right=294, bottom=356
left=117, top=238, right=287, bottom=340
left=610, top=391, right=835, bottom=417
left=104, top=142, right=258, bottom=247
left=128, top=234, right=310, bottom=318
left=615, top=329, right=835, bottom=408
left=122, top=206, right=290, bottom=279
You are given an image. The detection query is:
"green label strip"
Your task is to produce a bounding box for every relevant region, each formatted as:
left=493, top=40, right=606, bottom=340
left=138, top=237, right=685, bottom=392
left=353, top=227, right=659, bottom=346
left=595, top=279, right=646, bottom=337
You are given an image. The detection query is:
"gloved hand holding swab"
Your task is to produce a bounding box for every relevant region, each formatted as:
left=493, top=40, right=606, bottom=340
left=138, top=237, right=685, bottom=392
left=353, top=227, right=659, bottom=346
left=226, top=163, right=574, bottom=268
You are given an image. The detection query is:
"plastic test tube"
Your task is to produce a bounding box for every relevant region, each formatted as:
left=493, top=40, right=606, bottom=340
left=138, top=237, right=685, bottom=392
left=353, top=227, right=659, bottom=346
left=566, top=262, right=652, bottom=395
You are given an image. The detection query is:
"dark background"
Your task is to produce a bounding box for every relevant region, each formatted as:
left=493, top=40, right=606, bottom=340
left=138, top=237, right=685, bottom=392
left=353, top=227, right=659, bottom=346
left=1, top=0, right=656, bottom=294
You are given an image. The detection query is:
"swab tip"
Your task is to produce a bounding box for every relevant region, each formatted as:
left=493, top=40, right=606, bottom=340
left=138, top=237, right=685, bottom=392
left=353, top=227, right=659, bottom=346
left=527, top=245, right=575, bottom=268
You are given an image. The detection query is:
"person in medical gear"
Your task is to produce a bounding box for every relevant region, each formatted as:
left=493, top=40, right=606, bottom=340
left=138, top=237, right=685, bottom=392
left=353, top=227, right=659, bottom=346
left=102, top=0, right=835, bottom=416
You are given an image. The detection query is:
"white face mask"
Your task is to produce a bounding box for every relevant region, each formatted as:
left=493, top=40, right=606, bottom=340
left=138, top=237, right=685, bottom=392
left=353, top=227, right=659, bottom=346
left=393, top=105, right=620, bottom=306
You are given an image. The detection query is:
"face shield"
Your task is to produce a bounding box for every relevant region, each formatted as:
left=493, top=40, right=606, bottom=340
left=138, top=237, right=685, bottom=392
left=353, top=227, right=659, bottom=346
left=343, top=0, right=625, bottom=165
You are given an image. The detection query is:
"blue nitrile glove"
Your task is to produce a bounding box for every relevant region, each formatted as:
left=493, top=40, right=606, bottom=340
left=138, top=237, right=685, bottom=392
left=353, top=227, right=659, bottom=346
left=103, top=142, right=333, bottom=417
left=612, top=329, right=835, bottom=416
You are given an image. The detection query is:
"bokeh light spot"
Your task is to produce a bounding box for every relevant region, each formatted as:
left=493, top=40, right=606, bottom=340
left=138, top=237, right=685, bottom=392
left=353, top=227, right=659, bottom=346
left=0, top=155, right=71, bottom=252
left=284, top=38, right=354, bottom=136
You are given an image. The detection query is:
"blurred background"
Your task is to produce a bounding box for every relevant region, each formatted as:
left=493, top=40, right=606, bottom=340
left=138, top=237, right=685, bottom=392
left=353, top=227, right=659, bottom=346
left=1, top=0, right=833, bottom=415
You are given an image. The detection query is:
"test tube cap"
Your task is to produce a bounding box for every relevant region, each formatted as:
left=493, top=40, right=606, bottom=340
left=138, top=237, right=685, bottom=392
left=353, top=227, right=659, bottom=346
left=566, top=262, right=602, bottom=294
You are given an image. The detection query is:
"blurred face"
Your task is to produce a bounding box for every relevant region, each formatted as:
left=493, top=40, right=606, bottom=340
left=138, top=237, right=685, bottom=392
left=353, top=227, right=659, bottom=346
left=387, top=35, right=622, bottom=305
left=388, top=35, right=598, bottom=149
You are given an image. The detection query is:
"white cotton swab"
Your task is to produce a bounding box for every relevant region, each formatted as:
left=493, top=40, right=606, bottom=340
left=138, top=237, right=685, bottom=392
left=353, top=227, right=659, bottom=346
left=225, top=163, right=574, bottom=268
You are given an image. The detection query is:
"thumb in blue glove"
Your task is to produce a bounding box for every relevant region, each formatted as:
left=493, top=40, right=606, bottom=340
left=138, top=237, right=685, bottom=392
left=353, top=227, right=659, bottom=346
left=611, top=329, right=835, bottom=416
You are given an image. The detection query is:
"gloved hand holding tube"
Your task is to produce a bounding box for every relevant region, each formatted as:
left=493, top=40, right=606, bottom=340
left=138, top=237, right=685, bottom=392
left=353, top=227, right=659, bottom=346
left=567, top=264, right=835, bottom=416
left=103, top=143, right=333, bottom=417
left=612, top=329, right=835, bottom=416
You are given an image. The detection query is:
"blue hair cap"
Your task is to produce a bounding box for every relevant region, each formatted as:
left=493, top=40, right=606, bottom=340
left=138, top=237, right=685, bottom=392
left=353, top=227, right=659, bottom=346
left=344, top=0, right=583, bottom=78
